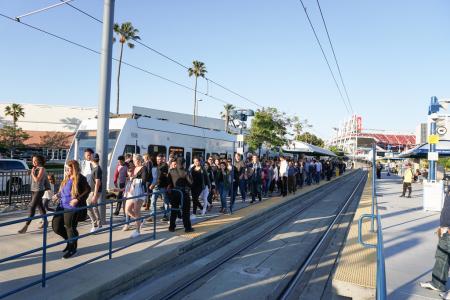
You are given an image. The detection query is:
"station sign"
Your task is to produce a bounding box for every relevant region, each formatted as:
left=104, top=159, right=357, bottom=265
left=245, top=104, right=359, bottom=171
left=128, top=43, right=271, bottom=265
left=237, top=135, right=244, bottom=142
left=236, top=147, right=244, bottom=154
left=428, top=134, right=439, bottom=144
left=437, top=126, right=447, bottom=135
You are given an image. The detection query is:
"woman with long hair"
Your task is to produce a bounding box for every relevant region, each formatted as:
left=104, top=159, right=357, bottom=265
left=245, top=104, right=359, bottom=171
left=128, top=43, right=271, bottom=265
left=18, top=155, right=47, bottom=233
left=52, top=160, right=90, bottom=259
left=125, top=154, right=148, bottom=238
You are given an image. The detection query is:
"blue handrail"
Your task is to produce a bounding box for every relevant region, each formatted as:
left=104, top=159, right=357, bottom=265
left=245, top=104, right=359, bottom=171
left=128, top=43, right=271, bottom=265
left=0, top=188, right=184, bottom=299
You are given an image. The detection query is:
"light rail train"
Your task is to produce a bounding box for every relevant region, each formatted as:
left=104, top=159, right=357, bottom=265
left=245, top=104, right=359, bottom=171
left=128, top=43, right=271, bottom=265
left=66, top=113, right=236, bottom=189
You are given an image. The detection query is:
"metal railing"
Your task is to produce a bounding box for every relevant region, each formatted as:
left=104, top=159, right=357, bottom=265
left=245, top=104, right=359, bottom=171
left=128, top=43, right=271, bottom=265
left=0, top=188, right=184, bottom=299
left=0, top=169, right=64, bottom=206
left=357, top=143, right=387, bottom=300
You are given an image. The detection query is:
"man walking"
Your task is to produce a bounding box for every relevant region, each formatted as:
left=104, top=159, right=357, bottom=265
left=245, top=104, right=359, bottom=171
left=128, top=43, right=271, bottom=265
left=249, top=155, right=262, bottom=203
left=400, top=163, right=414, bottom=198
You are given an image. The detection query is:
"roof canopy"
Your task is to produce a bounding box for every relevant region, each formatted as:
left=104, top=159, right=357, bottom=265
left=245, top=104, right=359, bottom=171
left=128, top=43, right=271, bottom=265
left=282, top=141, right=336, bottom=157
left=398, top=140, right=450, bottom=158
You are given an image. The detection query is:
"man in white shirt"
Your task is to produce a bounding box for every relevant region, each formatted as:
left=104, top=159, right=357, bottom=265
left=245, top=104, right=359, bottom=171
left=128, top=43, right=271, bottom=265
left=80, top=148, right=93, bottom=184
left=279, top=156, right=288, bottom=197
left=315, top=160, right=322, bottom=184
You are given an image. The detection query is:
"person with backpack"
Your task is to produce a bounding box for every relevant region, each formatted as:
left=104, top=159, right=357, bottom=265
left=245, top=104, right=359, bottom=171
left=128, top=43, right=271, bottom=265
left=51, top=160, right=91, bottom=259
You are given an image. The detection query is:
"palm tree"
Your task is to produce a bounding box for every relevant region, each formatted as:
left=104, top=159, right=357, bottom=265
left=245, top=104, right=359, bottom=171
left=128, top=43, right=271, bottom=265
left=113, top=22, right=140, bottom=115
left=188, top=61, right=207, bottom=126
left=4, top=103, right=25, bottom=157
left=5, top=103, right=25, bottom=130
left=220, top=104, right=235, bottom=132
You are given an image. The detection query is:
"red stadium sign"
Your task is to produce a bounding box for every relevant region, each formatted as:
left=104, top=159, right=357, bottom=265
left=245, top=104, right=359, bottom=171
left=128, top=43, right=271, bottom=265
left=356, top=116, right=362, bottom=132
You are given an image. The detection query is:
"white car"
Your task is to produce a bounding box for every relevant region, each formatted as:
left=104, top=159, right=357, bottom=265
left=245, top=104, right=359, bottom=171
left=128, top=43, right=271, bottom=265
left=0, top=159, right=30, bottom=194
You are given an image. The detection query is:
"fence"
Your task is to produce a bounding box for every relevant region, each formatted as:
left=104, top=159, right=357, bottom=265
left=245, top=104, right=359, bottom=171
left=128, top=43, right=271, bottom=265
left=0, top=169, right=64, bottom=206
left=0, top=188, right=184, bottom=299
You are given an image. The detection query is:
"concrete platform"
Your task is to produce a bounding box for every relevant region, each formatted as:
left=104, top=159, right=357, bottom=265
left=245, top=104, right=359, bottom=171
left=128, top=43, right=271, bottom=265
left=333, top=171, right=377, bottom=300
left=378, top=173, right=442, bottom=300
left=0, top=171, right=355, bottom=300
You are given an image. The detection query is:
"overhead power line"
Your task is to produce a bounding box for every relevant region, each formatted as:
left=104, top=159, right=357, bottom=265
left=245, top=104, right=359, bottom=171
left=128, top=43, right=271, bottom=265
left=297, top=0, right=350, bottom=114
left=59, top=1, right=262, bottom=108
left=315, top=0, right=354, bottom=113
left=0, top=12, right=236, bottom=108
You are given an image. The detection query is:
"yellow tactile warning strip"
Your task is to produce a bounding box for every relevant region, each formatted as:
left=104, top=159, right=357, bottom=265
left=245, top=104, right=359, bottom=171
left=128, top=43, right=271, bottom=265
left=176, top=171, right=355, bottom=241
left=333, top=172, right=377, bottom=291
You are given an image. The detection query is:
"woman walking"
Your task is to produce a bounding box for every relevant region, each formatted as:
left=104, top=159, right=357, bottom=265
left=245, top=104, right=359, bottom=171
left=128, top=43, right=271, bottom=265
left=52, top=160, right=90, bottom=259
left=18, top=155, right=47, bottom=233
left=217, top=161, right=230, bottom=213
left=190, top=157, right=210, bottom=216
left=125, top=154, right=148, bottom=238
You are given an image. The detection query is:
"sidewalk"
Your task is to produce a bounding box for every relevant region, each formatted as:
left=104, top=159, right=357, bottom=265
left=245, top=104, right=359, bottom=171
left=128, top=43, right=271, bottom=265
left=378, top=172, right=443, bottom=300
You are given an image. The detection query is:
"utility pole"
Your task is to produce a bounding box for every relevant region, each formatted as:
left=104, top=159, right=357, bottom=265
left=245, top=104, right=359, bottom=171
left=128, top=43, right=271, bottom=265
left=96, top=0, right=115, bottom=224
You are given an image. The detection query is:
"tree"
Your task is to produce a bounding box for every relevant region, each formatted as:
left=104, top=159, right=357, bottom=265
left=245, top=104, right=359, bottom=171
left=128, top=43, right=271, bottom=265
left=220, top=104, right=236, bottom=132
left=3, top=104, right=28, bottom=157
left=296, top=132, right=325, bottom=147
left=247, top=107, right=289, bottom=151
left=113, top=22, right=141, bottom=115
left=188, top=61, right=207, bottom=126
left=0, top=126, right=29, bottom=152
left=328, top=145, right=344, bottom=156
left=40, top=132, right=70, bottom=149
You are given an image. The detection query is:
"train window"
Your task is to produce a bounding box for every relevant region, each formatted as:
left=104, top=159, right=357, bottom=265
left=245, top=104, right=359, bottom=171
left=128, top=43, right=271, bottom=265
left=169, top=146, right=184, bottom=158
left=186, top=152, right=191, bottom=165
left=123, top=145, right=140, bottom=155
left=148, top=145, right=167, bottom=157
left=192, top=148, right=205, bottom=161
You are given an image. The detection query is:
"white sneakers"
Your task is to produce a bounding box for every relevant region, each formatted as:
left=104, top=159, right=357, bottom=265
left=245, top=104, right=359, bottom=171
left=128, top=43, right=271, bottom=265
left=441, top=291, right=450, bottom=300
left=90, top=226, right=102, bottom=233
left=419, top=281, right=442, bottom=292
left=122, top=224, right=130, bottom=231
left=130, top=230, right=140, bottom=238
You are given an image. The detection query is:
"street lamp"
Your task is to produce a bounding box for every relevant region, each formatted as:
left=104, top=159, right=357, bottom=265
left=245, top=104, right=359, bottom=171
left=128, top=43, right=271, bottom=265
left=229, top=109, right=255, bottom=152
left=196, top=99, right=203, bottom=124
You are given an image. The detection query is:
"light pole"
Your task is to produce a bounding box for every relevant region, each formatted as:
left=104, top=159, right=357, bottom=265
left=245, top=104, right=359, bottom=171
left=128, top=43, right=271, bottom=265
left=229, top=109, right=255, bottom=154
left=96, top=0, right=115, bottom=224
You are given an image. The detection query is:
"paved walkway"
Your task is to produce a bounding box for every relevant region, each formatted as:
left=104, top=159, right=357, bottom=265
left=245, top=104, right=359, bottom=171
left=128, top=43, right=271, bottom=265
left=0, top=171, right=354, bottom=299
left=378, top=172, right=443, bottom=300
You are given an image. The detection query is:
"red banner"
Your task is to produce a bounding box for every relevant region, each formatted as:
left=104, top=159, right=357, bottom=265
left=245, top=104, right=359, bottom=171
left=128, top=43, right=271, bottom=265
left=356, top=116, right=362, bottom=132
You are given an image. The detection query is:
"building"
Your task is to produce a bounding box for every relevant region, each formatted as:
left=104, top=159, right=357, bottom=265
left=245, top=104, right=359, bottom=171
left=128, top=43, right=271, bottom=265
left=329, top=115, right=416, bottom=161
left=0, top=103, right=98, bottom=160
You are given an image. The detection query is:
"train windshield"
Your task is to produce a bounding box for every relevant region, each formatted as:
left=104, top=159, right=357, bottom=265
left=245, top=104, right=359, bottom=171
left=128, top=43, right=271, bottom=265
left=67, top=130, right=120, bottom=163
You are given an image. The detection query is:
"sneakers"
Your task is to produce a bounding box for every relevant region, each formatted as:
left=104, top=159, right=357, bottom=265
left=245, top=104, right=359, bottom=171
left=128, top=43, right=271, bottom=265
left=400, top=195, right=405, bottom=197
left=440, top=291, right=450, bottom=299
left=122, top=224, right=130, bottom=231
left=90, top=227, right=98, bottom=233
left=130, top=230, right=140, bottom=238
left=185, top=228, right=195, bottom=233
left=168, top=227, right=175, bottom=232
left=162, top=216, right=169, bottom=222
left=190, top=214, right=197, bottom=220
left=62, top=249, right=77, bottom=259
left=420, top=281, right=443, bottom=292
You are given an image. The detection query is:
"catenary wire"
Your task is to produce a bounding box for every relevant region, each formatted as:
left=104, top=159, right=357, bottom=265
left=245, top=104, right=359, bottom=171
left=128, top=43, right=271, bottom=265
left=59, top=1, right=262, bottom=108
left=0, top=12, right=236, bottom=107
left=297, top=0, right=350, bottom=114
left=316, top=0, right=354, bottom=113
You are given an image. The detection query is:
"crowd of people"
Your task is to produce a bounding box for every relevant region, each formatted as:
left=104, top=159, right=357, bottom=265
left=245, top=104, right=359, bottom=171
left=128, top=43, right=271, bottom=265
left=16, top=149, right=348, bottom=259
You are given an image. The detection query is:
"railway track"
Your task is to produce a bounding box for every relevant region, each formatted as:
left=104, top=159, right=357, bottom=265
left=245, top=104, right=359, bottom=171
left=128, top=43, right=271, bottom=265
left=116, top=170, right=367, bottom=300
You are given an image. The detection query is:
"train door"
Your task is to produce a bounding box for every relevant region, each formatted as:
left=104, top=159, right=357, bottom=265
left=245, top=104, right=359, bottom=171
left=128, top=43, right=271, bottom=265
left=192, top=148, right=205, bottom=162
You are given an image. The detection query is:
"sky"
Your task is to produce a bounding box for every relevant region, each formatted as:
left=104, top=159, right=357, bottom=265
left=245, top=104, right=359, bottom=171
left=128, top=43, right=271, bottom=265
left=0, top=0, right=449, bottom=139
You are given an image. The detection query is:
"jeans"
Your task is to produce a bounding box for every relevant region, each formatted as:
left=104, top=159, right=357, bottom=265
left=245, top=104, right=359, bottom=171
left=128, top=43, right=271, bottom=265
left=218, top=182, right=228, bottom=210
left=402, top=182, right=412, bottom=197
left=238, top=179, right=247, bottom=201
left=250, top=180, right=261, bottom=202
left=150, top=187, right=170, bottom=217
left=431, top=233, right=450, bottom=290
left=26, top=190, right=46, bottom=225
left=87, top=192, right=102, bottom=227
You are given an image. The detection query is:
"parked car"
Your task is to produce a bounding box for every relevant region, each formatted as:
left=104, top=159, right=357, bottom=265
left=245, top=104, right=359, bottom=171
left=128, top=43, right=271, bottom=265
left=0, top=159, right=30, bottom=194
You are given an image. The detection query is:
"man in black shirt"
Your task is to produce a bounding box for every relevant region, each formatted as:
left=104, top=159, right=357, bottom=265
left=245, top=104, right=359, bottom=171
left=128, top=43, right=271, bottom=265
left=87, top=153, right=102, bottom=232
